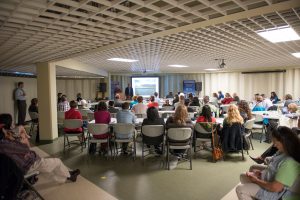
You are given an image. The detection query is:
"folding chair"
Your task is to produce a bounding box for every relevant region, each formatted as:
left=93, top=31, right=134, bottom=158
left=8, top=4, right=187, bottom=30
left=63, top=119, right=85, bottom=152
left=243, top=118, right=256, bottom=153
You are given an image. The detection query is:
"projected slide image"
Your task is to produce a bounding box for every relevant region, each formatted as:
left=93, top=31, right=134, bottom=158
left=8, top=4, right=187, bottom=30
left=132, top=77, right=159, bottom=97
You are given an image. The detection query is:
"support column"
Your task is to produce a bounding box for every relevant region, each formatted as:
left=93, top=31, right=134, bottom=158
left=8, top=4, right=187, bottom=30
left=36, top=62, right=58, bottom=141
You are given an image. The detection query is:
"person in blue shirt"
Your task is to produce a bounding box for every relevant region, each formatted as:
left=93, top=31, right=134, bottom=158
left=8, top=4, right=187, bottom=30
left=116, top=102, right=136, bottom=154
left=129, top=96, right=138, bottom=109
left=270, top=92, right=279, bottom=104
left=218, top=91, right=224, bottom=100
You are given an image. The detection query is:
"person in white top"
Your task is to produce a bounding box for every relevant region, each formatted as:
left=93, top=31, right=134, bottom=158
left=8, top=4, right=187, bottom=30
left=154, top=92, right=161, bottom=103
left=261, top=94, right=273, bottom=110
left=174, top=94, right=185, bottom=110
left=132, top=96, right=147, bottom=115
left=15, top=82, right=27, bottom=125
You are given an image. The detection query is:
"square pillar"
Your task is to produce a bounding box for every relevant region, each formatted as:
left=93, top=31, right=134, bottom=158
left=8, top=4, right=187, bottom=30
left=36, top=62, right=58, bottom=141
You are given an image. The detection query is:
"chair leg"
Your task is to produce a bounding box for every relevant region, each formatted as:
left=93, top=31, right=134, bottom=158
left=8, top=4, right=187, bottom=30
left=249, top=133, right=254, bottom=150
left=133, top=139, right=136, bottom=161
left=241, top=148, right=244, bottom=161
left=63, top=134, right=66, bottom=153
left=142, top=142, right=144, bottom=164
left=190, top=145, right=192, bottom=170
left=29, top=123, right=33, bottom=136
left=167, top=142, right=170, bottom=170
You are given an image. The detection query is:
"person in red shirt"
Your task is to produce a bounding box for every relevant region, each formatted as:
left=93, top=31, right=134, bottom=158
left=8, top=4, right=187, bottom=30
left=196, top=105, right=216, bottom=123
left=221, top=93, right=234, bottom=104
left=93, top=102, right=111, bottom=155
left=147, top=95, right=159, bottom=109
left=64, top=101, right=83, bottom=133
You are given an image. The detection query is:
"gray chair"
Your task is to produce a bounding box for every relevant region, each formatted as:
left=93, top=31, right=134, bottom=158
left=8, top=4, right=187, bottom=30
left=243, top=118, right=256, bottom=153
left=166, top=128, right=193, bottom=170
left=252, top=114, right=265, bottom=142
left=87, top=123, right=111, bottom=158
left=141, top=125, right=165, bottom=163
left=112, top=123, right=137, bottom=160
left=28, top=112, right=39, bottom=136
left=63, top=119, right=85, bottom=152
left=87, top=112, right=95, bottom=121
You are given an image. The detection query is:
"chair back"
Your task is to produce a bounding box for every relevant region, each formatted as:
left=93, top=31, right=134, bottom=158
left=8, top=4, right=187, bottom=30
left=88, top=123, right=109, bottom=136
left=194, top=122, right=216, bottom=134
left=222, top=105, right=229, bottom=113
left=161, top=106, right=174, bottom=111
left=141, top=125, right=164, bottom=137
left=244, top=118, right=255, bottom=129
left=57, top=111, right=65, bottom=124
left=87, top=112, right=94, bottom=121
left=29, top=112, right=39, bottom=120
left=253, top=114, right=263, bottom=122
left=167, top=128, right=192, bottom=141
left=63, top=119, right=83, bottom=129
left=79, top=109, right=90, bottom=118
left=113, top=123, right=135, bottom=135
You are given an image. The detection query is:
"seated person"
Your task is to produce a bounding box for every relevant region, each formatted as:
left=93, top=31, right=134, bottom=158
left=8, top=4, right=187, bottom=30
left=108, top=101, right=119, bottom=113
left=57, top=95, right=70, bottom=112
left=221, top=93, right=234, bottom=104
left=199, top=96, right=217, bottom=113
left=166, top=92, right=174, bottom=99
left=166, top=104, right=194, bottom=156
left=148, top=95, right=159, bottom=109
left=162, top=99, right=172, bottom=107
left=220, top=104, right=244, bottom=152
left=283, top=94, right=294, bottom=108
left=142, top=107, right=165, bottom=154
left=189, top=97, right=200, bottom=107
left=64, top=101, right=83, bottom=133
left=130, top=96, right=138, bottom=109
left=261, top=94, right=273, bottom=110
left=236, top=126, right=300, bottom=200
left=270, top=92, right=279, bottom=104
left=154, top=92, right=161, bottom=103
left=252, top=96, right=266, bottom=111
left=195, top=105, right=216, bottom=140
left=0, top=127, right=80, bottom=183
left=172, top=94, right=179, bottom=105
left=0, top=113, right=30, bottom=147
left=116, top=102, right=137, bottom=154
left=28, top=98, right=39, bottom=141
left=93, top=102, right=111, bottom=155
left=238, top=100, right=253, bottom=122
left=174, top=95, right=185, bottom=110
left=132, top=96, right=147, bottom=115
left=114, top=94, right=122, bottom=107
left=233, top=93, right=240, bottom=103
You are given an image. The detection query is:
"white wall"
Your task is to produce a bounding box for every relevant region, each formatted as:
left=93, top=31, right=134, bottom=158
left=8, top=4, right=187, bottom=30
left=0, top=77, right=102, bottom=123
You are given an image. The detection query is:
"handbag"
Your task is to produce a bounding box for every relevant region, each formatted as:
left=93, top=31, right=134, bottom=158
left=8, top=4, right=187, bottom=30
left=211, top=123, right=223, bottom=161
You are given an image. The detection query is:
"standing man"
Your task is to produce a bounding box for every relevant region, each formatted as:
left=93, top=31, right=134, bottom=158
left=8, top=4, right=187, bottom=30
left=125, top=83, right=133, bottom=100
left=15, top=82, right=27, bottom=125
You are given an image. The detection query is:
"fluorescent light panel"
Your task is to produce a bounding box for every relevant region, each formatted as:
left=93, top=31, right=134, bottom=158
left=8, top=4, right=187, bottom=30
left=256, top=26, right=300, bottom=43
left=204, top=68, right=219, bottom=71
left=108, top=58, right=138, bottom=62
left=292, top=52, right=300, bottom=58
left=168, top=64, right=189, bottom=68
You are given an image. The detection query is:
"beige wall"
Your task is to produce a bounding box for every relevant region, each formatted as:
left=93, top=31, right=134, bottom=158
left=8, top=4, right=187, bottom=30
left=0, top=76, right=104, bottom=123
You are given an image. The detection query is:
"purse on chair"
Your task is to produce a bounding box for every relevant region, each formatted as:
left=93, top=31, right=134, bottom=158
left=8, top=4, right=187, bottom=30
left=211, top=123, right=223, bottom=161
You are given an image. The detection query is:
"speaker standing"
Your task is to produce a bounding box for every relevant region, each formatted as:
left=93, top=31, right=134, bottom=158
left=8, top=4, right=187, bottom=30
left=15, top=82, right=27, bottom=125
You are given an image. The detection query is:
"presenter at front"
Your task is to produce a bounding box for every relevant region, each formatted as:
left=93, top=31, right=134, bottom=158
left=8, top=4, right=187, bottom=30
left=125, top=83, right=134, bottom=100
left=15, top=81, right=27, bottom=125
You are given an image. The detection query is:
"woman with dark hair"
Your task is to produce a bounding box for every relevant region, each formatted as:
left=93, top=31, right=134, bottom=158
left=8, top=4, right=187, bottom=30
left=147, top=96, right=159, bottom=109
left=236, top=126, right=300, bottom=200
left=93, top=101, right=111, bottom=155
left=270, top=92, right=279, bottom=104
left=172, top=94, right=179, bottom=105
left=189, top=97, right=200, bottom=107
left=142, top=107, right=165, bottom=154
left=238, top=100, right=253, bottom=122
left=196, top=105, right=216, bottom=123
left=0, top=113, right=30, bottom=147
left=28, top=98, right=38, bottom=114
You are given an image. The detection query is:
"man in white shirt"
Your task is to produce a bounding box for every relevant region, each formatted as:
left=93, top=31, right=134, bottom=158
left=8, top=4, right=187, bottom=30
left=15, top=82, right=27, bottom=125
left=132, top=96, right=147, bottom=115
left=199, top=96, right=217, bottom=113
left=154, top=92, right=161, bottom=103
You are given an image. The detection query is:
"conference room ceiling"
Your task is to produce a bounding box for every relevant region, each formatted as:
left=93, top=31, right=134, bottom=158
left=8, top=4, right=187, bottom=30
left=0, top=0, right=300, bottom=74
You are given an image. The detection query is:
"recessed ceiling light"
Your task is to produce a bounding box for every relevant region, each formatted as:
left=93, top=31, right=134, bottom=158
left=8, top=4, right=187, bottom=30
left=204, top=68, right=219, bottom=71
left=256, top=26, right=300, bottom=43
left=168, top=64, right=189, bottom=68
left=292, top=52, right=300, bottom=58
left=107, top=58, right=138, bottom=62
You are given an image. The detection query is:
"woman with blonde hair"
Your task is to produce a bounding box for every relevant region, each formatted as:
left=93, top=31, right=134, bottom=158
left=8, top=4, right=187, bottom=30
left=220, top=104, right=244, bottom=152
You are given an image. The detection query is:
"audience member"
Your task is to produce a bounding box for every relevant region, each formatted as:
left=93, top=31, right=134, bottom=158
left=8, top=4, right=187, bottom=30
left=221, top=93, right=234, bottom=104
left=93, top=102, right=111, bottom=155
left=132, top=96, right=147, bottom=115
left=142, top=107, right=165, bottom=154
left=130, top=96, right=138, bottom=109
left=0, top=127, right=80, bottom=183
left=184, top=101, right=194, bottom=113
left=154, top=92, right=161, bottom=103
left=28, top=98, right=38, bottom=114
left=218, top=91, right=224, bottom=100
left=173, top=94, right=179, bottom=105
left=76, top=93, right=82, bottom=102
left=200, top=96, right=217, bottom=113
left=57, top=95, right=70, bottom=112
left=270, top=92, right=279, bottom=104
left=283, top=94, right=294, bottom=107
left=114, top=94, right=122, bottom=107
left=211, top=93, right=219, bottom=106
left=233, top=93, right=240, bottom=102
left=189, top=97, right=200, bottom=107
left=174, top=94, right=185, bottom=110
left=252, top=93, right=260, bottom=105
left=166, top=92, right=174, bottom=99
left=57, top=92, right=63, bottom=104
left=238, top=100, right=253, bottom=122
left=252, top=96, right=265, bottom=111
left=108, top=101, right=119, bottom=113
left=162, top=99, right=172, bottom=107
left=64, top=101, right=83, bottom=142
left=188, top=93, right=193, bottom=103
left=116, top=102, right=137, bottom=154
left=196, top=105, right=216, bottom=123
left=148, top=95, right=159, bottom=109
left=261, top=94, right=273, bottom=110
left=236, top=126, right=300, bottom=200
left=15, top=82, right=27, bottom=125
left=166, top=104, right=194, bottom=156
left=0, top=113, right=30, bottom=147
